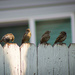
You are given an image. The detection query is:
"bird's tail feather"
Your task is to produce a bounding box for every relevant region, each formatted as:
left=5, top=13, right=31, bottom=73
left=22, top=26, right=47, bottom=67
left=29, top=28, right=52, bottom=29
left=54, top=42, right=56, bottom=44
left=53, top=42, right=56, bottom=46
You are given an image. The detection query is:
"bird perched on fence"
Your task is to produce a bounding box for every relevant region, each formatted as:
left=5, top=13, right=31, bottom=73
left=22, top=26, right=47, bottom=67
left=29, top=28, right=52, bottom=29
left=21, top=28, right=31, bottom=44
left=54, top=31, right=67, bottom=45
left=40, top=31, right=51, bottom=44
left=0, top=33, right=15, bottom=43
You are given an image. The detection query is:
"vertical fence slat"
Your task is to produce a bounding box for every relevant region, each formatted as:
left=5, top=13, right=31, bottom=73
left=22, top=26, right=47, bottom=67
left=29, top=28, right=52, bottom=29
left=0, top=43, right=75, bottom=75
left=38, top=44, right=53, bottom=75
left=69, top=43, right=75, bottom=75
left=20, top=43, right=37, bottom=75
left=53, top=44, right=68, bottom=75
left=0, top=44, right=4, bottom=75
left=3, top=43, right=20, bottom=75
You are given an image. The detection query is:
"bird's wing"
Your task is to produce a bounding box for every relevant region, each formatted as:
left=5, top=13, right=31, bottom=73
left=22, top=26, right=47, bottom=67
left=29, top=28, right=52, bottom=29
left=1, top=35, right=9, bottom=42
left=42, top=31, right=49, bottom=37
left=40, top=34, right=50, bottom=43
left=23, top=31, right=28, bottom=38
left=22, top=31, right=29, bottom=42
left=5, top=34, right=12, bottom=39
left=54, top=34, right=64, bottom=43
left=41, top=33, right=45, bottom=37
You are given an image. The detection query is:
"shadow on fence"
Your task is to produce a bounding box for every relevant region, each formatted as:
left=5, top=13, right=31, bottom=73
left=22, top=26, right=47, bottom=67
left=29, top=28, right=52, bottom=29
left=0, top=43, right=75, bottom=75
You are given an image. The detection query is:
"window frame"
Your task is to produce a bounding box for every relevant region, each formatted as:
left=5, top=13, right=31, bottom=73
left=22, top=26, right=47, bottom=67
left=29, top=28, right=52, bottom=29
left=29, top=13, right=75, bottom=45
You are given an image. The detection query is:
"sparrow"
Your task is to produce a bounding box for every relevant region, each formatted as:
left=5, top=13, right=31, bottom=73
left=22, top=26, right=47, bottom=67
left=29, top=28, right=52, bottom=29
left=40, top=31, right=51, bottom=44
left=21, top=28, right=31, bottom=44
left=54, top=31, right=67, bottom=44
left=0, top=33, right=15, bottom=43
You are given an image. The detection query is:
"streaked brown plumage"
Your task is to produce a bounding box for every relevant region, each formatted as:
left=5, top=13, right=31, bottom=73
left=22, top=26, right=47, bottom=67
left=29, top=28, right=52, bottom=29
left=0, top=33, right=15, bottom=43
left=54, top=31, right=67, bottom=44
left=40, top=31, right=51, bottom=44
left=21, top=28, right=31, bottom=44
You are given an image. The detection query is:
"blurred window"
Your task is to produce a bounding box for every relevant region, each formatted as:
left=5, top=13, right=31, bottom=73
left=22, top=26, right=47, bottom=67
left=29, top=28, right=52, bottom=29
left=0, top=21, right=28, bottom=46
left=36, top=18, right=71, bottom=46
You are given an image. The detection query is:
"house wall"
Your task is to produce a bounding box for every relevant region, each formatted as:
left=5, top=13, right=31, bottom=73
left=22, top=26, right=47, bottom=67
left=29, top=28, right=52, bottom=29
left=0, top=0, right=75, bottom=44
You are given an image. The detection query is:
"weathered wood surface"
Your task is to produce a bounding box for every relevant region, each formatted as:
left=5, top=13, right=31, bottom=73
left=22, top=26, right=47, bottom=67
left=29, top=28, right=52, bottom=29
left=53, top=44, right=68, bottom=75
left=0, top=44, right=4, bottom=75
left=38, top=44, right=69, bottom=75
left=20, top=43, right=37, bottom=75
left=3, top=43, right=20, bottom=75
left=38, top=44, right=53, bottom=75
left=0, top=43, right=75, bottom=75
left=69, top=43, right=75, bottom=75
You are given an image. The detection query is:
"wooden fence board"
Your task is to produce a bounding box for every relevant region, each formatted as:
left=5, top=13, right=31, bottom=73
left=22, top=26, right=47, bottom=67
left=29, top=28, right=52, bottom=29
left=69, top=43, right=75, bottom=75
left=53, top=44, right=68, bottom=75
left=20, top=43, right=37, bottom=75
left=3, top=43, right=20, bottom=75
left=38, top=44, right=53, bottom=75
left=0, top=43, right=75, bottom=75
left=0, top=44, right=4, bottom=75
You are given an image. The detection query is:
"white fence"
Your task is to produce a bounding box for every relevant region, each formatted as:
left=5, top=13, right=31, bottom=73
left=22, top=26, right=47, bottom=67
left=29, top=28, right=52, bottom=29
left=0, top=43, right=75, bottom=75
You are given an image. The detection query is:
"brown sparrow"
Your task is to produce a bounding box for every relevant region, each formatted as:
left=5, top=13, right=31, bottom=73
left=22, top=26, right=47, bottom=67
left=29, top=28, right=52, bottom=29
left=54, top=31, right=67, bottom=44
left=40, top=31, right=51, bottom=44
left=0, top=33, right=15, bottom=43
left=21, top=28, right=31, bottom=44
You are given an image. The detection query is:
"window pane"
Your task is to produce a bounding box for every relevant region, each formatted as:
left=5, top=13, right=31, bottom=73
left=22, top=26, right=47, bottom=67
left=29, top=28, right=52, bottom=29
left=0, top=22, right=28, bottom=46
left=36, top=18, right=72, bottom=46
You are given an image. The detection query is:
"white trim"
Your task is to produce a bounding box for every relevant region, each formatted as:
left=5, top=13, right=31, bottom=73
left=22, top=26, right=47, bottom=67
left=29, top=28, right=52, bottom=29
left=0, top=4, right=75, bottom=23
left=0, top=0, right=75, bottom=9
left=33, top=13, right=71, bottom=20
left=71, top=13, right=75, bottom=43
left=29, top=19, right=36, bottom=44
left=0, top=12, right=72, bottom=23
left=28, top=13, right=75, bottom=44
